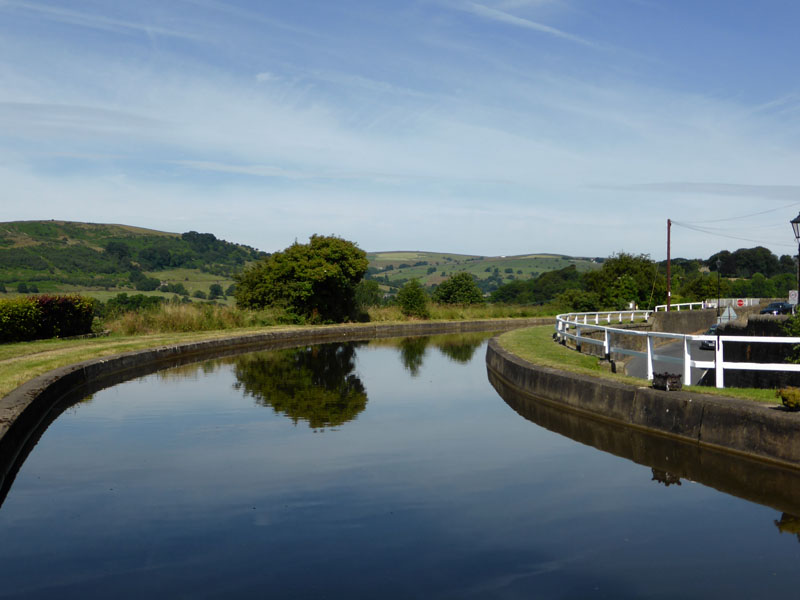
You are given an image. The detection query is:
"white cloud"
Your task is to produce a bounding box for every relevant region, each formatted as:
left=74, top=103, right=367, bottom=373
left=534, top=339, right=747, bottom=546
left=463, top=2, right=595, bottom=47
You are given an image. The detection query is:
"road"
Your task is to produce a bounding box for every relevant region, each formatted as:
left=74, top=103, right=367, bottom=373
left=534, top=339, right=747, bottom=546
left=624, top=338, right=713, bottom=385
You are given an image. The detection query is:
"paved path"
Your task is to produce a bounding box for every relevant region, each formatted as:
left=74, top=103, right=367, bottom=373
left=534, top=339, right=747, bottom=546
left=625, top=338, right=712, bottom=385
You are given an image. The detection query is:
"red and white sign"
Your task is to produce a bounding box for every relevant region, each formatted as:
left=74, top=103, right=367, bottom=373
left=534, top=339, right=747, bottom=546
left=737, top=299, right=744, bottom=307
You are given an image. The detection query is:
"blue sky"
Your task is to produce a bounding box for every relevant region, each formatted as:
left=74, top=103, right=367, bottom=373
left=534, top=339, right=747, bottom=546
left=2, top=0, right=800, bottom=259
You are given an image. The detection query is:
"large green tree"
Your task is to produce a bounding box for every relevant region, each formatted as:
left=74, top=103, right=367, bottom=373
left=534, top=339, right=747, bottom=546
left=432, top=272, right=484, bottom=304
left=234, top=235, right=368, bottom=322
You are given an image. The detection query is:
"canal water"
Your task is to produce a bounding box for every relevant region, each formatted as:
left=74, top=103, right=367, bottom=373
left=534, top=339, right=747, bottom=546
left=0, top=332, right=799, bottom=598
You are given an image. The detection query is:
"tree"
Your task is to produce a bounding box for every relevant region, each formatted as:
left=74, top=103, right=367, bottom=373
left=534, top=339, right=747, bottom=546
left=397, top=279, right=429, bottom=318
left=234, top=235, right=368, bottom=322
left=432, top=272, right=484, bottom=304
left=354, top=279, right=383, bottom=308
left=208, top=283, right=224, bottom=299
left=583, top=252, right=664, bottom=309
left=232, top=343, right=367, bottom=430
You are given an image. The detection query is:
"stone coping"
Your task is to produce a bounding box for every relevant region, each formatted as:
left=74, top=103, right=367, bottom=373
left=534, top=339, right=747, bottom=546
left=486, top=337, right=800, bottom=469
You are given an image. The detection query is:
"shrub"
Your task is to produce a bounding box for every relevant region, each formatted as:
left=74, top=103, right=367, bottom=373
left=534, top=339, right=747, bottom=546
left=777, top=387, right=800, bottom=411
left=0, top=294, right=95, bottom=343
left=397, top=280, right=429, bottom=319
left=432, top=272, right=484, bottom=305
left=209, top=283, right=224, bottom=299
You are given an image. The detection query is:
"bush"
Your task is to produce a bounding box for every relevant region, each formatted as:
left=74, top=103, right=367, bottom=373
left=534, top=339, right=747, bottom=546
left=0, top=294, right=95, bottom=343
left=209, top=283, right=224, bottom=299
left=777, top=387, right=800, bottom=411
left=397, top=280, right=429, bottom=318
left=432, top=272, right=484, bottom=305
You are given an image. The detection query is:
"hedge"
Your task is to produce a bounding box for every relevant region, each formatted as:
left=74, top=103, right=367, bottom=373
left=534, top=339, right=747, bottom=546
left=0, top=295, right=95, bottom=343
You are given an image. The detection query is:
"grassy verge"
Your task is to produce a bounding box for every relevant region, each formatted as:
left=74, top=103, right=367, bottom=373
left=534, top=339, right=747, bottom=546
left=497, top=325, right=780, bottom=404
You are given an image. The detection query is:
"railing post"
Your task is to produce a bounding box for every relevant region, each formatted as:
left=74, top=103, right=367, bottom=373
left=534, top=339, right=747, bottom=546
left=715, top=337, right=724, bottom=388
left=618, top=313, right=622, bottom=323
left=646, top=335, right=654, bottom=380
left=683, top=336, right=691, bottom=386
left=604, top=329, right=610, bottom=359
left=595, top=313, right=599, bottom=324
left=576, top=326, right=582, bottom=352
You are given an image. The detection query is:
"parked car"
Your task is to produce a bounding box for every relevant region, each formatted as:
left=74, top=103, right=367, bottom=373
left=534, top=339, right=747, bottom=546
left=699, top=323, right=718, bottom=350
left=759, top=301, right=794, bottom=315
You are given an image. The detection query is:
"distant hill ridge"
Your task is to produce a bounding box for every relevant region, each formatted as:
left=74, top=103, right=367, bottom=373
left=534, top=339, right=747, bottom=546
left=0, top=221, right=600, bottom=296
left=0, top=220, right=267, bottom=290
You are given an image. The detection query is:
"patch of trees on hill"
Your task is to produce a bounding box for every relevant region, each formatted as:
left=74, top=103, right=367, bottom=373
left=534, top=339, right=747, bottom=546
left=490, top=246, right=798, bottom=311
left=0, top=222, right=268, bottom=287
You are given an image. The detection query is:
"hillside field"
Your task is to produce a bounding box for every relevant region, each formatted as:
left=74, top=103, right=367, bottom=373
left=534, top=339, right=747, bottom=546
left=0, top=221, right=601, bottom=302
left=366, top=251, right=600, bottom=291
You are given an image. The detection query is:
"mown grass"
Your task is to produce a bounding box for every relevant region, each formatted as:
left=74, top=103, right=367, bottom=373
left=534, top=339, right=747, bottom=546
left=497, top=325, right=781, bottom=404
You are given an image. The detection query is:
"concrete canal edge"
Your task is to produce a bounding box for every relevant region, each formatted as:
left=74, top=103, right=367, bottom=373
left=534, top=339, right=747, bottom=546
left=0, top=318, right=552, bottom=448
left=486, top=337, right=800, bottom=469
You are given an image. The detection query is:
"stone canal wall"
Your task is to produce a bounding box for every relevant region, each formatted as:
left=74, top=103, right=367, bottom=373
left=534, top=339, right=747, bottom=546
left=486, top=337, right=800, bottom=468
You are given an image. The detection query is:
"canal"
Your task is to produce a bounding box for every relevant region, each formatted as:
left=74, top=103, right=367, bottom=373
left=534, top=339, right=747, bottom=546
left=0, top=332, right=798, bottom=598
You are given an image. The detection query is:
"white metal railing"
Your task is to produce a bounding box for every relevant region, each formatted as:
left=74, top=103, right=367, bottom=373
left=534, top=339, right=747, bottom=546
left=654, top=301, right=706, bottom=312
left=654, top=298, right=761, bottom=311
left=555, top=311, right=800, bottom=388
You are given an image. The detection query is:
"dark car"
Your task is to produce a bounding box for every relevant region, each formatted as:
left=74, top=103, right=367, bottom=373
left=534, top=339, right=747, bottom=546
left=759, top=302, right=794, bottom=315
left=699, top=323, right=719, bottom=350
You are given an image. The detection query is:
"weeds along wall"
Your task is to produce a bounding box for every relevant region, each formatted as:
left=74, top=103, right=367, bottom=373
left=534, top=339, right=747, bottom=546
left=0, top=295, right=95, bottom=343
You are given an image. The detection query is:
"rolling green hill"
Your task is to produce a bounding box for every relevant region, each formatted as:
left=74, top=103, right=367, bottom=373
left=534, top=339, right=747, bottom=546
left=0, top=220, right=267, bottom=299
left=0, top=222, right=600, bottom=300
left=366, top=251, right=600, bottom=294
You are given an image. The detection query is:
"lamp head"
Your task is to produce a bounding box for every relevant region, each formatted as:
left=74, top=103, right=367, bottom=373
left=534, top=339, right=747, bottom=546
left=791, top=213, right=800, bottom=241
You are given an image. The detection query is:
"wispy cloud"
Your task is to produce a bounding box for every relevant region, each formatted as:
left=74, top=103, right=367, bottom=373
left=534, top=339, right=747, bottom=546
left=463, top=2, right=595, bottom=47
left=0, top=0, right=201, bottom=39
left=596, top=182, right=800, bottom=200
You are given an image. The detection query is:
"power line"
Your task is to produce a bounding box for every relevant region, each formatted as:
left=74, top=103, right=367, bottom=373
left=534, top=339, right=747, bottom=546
left=676, top=201, right=800, bottom=225
left=671, top=220, right=796, bottom=249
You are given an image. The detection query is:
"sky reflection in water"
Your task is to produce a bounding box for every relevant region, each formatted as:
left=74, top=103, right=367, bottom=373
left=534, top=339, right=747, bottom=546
left=0, top=333, right=798, bottom=599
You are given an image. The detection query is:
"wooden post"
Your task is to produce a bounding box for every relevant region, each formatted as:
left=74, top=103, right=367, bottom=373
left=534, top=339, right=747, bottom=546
left=666, top=219, right=671, bottom=312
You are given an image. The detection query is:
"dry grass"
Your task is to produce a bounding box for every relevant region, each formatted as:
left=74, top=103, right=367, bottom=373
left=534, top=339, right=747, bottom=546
left=104, top=304, right=292, bottom=335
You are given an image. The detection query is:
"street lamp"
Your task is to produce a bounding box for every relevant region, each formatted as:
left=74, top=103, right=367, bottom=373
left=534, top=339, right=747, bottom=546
left=792, top=213, right=800, bottom=309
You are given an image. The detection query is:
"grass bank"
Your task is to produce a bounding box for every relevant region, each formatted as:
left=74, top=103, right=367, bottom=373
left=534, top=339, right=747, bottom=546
left=497, top=325, right=780, bottom=404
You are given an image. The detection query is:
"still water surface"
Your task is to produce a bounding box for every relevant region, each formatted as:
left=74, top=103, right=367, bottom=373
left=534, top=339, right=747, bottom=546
left=1, top=332, right=799, bottom=598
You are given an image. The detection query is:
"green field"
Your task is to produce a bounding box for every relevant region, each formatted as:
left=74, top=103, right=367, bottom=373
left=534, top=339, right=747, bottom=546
left=367, top=251, right=600, bottom=289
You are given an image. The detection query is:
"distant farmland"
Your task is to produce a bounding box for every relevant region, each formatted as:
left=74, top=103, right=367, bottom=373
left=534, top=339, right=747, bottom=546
left=366, top=251, right=601, bottom=293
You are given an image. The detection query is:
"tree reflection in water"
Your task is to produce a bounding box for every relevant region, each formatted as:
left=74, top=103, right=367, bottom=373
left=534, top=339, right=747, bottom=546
left=233, top=342, right=367, bottom=430
left=398, top=337, right=429, bottom=376
left=435, top=335, right=485, bottom=364
left=396, top=332, right=491, bottom=376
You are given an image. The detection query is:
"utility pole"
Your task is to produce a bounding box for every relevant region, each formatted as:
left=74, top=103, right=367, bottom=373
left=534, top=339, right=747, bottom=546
left=666, top=219, right=671, bottom=312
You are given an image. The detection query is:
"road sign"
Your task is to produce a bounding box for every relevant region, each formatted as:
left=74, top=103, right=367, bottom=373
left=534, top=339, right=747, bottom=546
left=790, top=290, right=798, bottom=305
left=737, top=299, right=744, bottom=307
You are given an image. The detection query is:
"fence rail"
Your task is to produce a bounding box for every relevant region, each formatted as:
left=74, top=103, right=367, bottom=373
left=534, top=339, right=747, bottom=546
left=556, top=310, right=800, bottom=388
left=653, top=298, right=761, bottom=312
